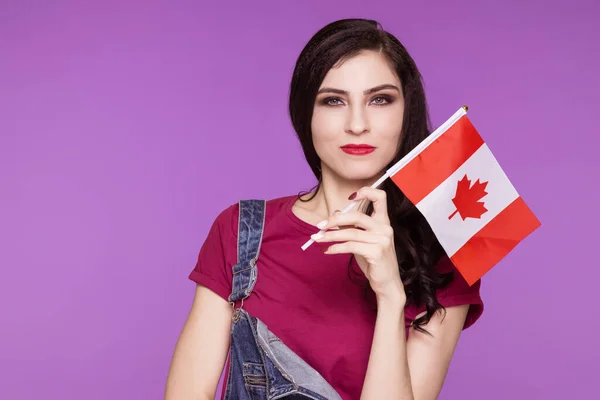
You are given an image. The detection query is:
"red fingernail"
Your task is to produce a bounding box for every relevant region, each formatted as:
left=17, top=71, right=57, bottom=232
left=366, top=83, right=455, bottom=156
left=348, top=192, right=357, bottom=200
left=320, top=246, right=329, bottom=253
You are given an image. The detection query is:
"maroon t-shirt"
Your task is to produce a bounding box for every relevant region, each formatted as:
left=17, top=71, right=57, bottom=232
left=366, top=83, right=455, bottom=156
left=189, top=194, right=484, bottom=399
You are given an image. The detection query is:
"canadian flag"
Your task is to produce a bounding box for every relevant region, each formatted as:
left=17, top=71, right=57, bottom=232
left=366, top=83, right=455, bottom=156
left=389, top=107, right=541, bottom=285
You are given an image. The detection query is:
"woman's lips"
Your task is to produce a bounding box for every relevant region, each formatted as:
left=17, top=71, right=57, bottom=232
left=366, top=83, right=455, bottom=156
left=340, top=144, right=376, bottom=155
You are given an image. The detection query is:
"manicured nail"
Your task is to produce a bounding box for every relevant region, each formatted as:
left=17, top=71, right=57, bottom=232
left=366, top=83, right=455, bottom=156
left=311, top=231, right=324, bottom=240
left=320, top=246, right=329, bottom=253
left=348, top=192, right=357, bottom=200
left=317, top=220, right=328, bottom=229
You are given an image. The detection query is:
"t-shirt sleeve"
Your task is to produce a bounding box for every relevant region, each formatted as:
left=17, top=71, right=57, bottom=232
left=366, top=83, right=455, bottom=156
left=188, top=203, right=238, bottom=301
left=435, top=256, right=484, bottom=330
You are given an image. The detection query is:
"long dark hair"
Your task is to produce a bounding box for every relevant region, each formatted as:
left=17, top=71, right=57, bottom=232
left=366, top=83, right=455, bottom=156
left=288, top=18, right=453, bottom=334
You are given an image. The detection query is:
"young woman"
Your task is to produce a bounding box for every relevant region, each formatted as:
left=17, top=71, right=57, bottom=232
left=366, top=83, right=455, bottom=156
left=165, top=18, right=483, bottom=400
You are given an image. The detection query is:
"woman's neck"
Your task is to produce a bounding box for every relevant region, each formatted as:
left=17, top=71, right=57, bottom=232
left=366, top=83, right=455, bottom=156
left=297, top=166, right=378, bottom=223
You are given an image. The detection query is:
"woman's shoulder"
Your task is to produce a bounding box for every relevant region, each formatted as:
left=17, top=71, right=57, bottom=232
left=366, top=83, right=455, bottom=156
left=210, top=194, right=298, bottom=235
left=430, top=255, right=485, bottom=330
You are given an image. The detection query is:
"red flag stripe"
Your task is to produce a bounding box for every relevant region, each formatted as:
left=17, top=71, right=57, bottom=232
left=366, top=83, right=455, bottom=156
left=449, top=196, right=541, bottom=285
left=390, top=116, right=485, bottom=205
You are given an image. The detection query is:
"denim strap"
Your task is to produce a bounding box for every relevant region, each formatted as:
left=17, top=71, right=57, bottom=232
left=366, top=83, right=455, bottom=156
left=228, top=199, right=266, bottom=304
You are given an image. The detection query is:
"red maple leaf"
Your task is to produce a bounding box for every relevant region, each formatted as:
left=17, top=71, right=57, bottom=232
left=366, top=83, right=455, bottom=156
left=448, top=174, right=489, bottom=220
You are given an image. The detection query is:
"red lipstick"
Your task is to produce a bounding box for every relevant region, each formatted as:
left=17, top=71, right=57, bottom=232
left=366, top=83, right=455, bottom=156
left=340, top=144, right=376, bottom=155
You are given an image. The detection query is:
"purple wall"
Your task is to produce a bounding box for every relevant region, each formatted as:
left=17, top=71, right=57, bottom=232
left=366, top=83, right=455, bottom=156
left=1, top=1, right=598, bottom=399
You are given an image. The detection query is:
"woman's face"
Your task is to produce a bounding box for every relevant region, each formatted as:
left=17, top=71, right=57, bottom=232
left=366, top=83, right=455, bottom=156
left=311, top=50, right=405, bottom=183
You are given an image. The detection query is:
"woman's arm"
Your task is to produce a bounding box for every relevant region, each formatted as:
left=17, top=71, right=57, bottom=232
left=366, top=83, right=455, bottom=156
left=164, top=284, right=232, bottom=400
left=360, top=294, right=413, bottom=399
left=360, top=300, right=470, bottom=400
left=406, top=305, right=470, bottom=399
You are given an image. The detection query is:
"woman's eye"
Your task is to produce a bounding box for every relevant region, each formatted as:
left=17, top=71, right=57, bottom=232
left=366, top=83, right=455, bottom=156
left=323, top=97, right=343, bottom=106
left=371, top=96, right=391, bottom=105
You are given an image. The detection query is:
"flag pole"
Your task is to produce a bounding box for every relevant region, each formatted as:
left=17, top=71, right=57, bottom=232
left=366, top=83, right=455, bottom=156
left=300, top=106, right=469, bottom=251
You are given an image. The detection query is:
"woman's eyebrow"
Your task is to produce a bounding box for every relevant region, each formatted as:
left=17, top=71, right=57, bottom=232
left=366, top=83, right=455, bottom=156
left=316, top=84, right=400, bottom=95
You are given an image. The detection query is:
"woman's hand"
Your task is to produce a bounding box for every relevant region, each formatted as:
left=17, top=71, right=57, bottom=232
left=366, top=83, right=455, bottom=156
left=312, top=187, right=406, bottom=305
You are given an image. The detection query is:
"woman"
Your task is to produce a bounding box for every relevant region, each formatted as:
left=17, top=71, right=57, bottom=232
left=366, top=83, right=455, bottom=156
left=165, top=18, right=483, bottom=400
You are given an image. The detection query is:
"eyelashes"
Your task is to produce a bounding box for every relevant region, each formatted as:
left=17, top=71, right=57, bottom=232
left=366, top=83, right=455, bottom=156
left=319, top=95, right=395, bottom=107
left=320, top=97, right=344, bottom=106
left=370, top=95, right=394, bottom=106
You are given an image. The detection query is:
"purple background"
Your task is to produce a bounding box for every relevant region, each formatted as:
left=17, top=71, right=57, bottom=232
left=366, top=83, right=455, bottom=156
left=1, top=1, right=598, bottom=399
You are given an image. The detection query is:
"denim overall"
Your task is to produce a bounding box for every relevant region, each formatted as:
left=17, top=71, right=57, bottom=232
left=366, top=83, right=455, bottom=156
left=223, top=199, right=342, bottom=400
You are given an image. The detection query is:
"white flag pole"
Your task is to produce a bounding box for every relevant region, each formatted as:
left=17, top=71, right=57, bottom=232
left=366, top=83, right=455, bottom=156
left=300, top=106, right=468, bottom=251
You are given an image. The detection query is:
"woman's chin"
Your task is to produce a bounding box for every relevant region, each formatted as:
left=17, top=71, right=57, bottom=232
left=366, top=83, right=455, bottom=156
left=334, top=169, right=386, bottom=183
